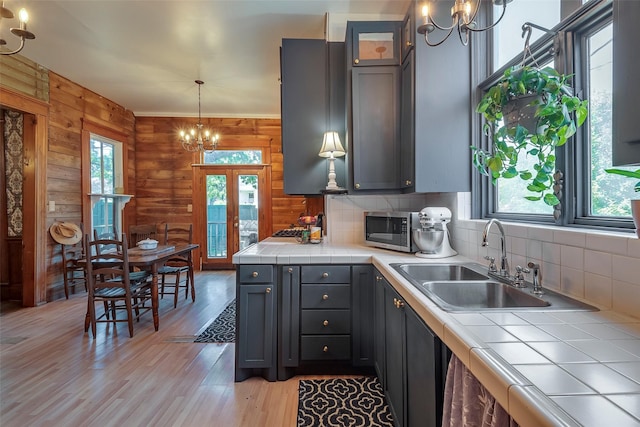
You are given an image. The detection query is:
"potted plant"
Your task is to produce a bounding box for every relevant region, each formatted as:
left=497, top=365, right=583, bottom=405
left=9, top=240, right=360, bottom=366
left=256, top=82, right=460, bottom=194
left=473, top=65, right=589, bottom=206
left=604, top=168, right=640, bottom=237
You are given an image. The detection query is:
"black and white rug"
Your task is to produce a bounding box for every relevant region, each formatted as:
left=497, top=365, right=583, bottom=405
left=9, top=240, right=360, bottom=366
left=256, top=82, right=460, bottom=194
left=194, top=299, right=235, bottom=343
left=297, top=377, right=393, bottom=427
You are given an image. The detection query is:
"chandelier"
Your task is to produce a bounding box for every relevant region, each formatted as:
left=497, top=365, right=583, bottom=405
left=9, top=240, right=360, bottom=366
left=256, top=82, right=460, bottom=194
left=179, top=80, right=219, bottom=152
left=0, top=2, right=35, bottom=56
left=417, top=0, right=511, bottom=47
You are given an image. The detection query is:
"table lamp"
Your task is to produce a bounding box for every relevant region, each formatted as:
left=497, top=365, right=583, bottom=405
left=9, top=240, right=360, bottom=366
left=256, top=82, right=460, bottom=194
left=318, top=131, right=346, bottom=190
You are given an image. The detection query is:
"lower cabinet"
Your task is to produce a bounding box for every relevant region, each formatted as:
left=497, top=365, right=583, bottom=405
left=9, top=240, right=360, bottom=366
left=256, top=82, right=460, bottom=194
left=375, top=270, right=447, bottom=427
left=235, top=265, right=277, bottom=382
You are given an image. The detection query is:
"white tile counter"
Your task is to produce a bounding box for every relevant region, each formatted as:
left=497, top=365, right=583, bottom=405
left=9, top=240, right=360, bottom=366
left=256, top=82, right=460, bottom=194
left=233, top=239, right=640, bottom=427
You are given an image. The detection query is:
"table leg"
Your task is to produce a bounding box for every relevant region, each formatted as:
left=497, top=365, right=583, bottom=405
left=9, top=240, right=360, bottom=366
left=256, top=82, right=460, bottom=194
left=151, top=264, right=159, bottom=331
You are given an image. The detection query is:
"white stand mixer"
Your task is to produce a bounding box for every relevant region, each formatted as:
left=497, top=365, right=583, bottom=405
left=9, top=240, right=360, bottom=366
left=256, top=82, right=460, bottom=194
left=413, top=207, right=457, bottom=258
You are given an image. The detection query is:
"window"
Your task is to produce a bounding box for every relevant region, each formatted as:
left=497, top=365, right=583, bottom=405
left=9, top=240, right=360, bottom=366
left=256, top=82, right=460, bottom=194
left=475, top=0, right=634, bottom=231
left=203, top=150, right=262, bottom=165
left=90, top=135, right=124, bottom=236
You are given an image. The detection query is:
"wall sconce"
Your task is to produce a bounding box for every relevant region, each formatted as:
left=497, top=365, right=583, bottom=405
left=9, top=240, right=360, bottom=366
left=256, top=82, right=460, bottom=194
left=318, top=131, right=346, bottom=191
left=417, top=0, right=511, bottom=47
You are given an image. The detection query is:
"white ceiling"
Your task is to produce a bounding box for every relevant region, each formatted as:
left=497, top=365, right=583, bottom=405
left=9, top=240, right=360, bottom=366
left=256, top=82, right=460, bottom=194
left=5, top=0, right=410, bottom=118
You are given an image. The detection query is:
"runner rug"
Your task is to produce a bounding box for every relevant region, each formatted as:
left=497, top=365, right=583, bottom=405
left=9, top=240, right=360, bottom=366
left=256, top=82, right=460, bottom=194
left=297, top=377, right=393, bottom=427
left=194, top=299, right=235, bottom=343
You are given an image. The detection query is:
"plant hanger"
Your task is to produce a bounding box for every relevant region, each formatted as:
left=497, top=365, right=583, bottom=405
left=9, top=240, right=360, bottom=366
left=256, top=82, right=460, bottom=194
left=519, top=22, right=555, bottom=68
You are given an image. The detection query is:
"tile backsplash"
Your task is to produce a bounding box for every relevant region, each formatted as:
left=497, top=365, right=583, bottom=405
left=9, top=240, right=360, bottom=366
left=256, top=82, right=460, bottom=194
left=325, top=192, right=640, bottom=319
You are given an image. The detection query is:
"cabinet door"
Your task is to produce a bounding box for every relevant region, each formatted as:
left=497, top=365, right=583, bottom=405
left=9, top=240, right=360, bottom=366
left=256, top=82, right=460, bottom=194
left=237, top=284, right=275, bottom=368
left=352, top=265, right=374, bottom=366
left=401, top=11, right=414, bottom=62
left=374, top=272, right=387, bottom=386
left=405, top=304, right=441, bottom=427
left=281, top=39, right=328, bottom=195
left=350, top=21, right=401, bottom=67
left=400, top=50, right=415, bottom=189
left=280, top=266, right=300, bottom=368
left=613, top=0, right=640, bottom=165
left=352, top=66, right=400, bottom=190
left=384, top=284, right=406, bottom=427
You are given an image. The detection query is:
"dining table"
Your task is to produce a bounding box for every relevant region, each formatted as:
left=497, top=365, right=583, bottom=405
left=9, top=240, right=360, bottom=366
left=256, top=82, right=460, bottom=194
left=84, top=243, right=199, bottom=333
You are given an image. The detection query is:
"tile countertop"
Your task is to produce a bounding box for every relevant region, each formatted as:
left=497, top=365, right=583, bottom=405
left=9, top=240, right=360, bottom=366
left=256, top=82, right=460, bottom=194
left=233, top=239, right=640, bottom=427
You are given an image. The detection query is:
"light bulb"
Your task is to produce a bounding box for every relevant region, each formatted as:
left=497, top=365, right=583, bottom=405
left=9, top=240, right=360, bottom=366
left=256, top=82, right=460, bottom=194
left=18, top=8, right=29, bottom=23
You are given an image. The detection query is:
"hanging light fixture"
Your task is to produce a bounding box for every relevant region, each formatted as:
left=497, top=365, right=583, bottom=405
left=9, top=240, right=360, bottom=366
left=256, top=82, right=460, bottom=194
left=178, top=80, right=220, bottom=152
left=0, top=2, right=35, bottom=56
left=417, top=0, right=511, bottom=47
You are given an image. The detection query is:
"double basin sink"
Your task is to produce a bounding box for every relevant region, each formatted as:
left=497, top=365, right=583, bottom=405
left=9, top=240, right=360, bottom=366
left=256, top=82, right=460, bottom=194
left=391, top=263, right=597, bottom=312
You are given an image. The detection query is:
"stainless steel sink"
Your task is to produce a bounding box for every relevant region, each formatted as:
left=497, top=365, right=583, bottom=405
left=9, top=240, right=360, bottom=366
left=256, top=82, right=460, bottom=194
left=390, top=262, right=598, bottom=312
left=417, top=280, right=550, bottom=311
left=393, top=263, right=489, bottom=282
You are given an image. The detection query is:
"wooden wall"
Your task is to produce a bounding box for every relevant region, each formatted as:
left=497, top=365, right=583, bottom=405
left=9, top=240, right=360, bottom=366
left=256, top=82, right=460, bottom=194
left=134, top=116, right=323, bottom=234
left=46, top=72, right=136, bottom=301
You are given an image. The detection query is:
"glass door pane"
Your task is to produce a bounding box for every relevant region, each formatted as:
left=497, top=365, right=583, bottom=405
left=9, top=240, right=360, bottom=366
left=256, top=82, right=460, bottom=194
left=237, top=173, right=259, bottom=252
left=206, top=174, right=228, bottom=259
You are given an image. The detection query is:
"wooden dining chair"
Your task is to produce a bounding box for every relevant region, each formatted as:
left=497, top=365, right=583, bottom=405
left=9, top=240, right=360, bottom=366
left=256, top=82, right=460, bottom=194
left=61, top=223, right=87, bottom=299
left=129, top=223, right=158, bottom=248
left=93, top=226, right=119, bottom=254
left=84, top=234, right=153, bottom=338
left=158, top=223, right=195, bottom=308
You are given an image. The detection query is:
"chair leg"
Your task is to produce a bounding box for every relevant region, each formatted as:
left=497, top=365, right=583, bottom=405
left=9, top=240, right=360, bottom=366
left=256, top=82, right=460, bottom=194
left=189, top=266, right=196, bottom=303
left=88, top=300, right=97, bottom=338
left=173, top=271, right=181, bottom=308
left=125, top=298, right=134, bottom=338
left=160, top=274, right=166, bottom=299
left=63, top=274, right=70, bottom=300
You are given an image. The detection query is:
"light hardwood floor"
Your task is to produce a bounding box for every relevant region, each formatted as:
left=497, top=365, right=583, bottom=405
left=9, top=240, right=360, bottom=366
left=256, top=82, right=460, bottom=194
left=0, top=271, right=344, bottom=427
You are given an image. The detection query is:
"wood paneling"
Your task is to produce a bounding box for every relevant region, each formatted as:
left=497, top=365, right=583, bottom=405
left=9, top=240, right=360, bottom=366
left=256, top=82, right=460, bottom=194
left=0, top=54, right=49, bottom=102
left=134, top=116, right=322, bottom=237
left=46, top=72, right=135, bottom=302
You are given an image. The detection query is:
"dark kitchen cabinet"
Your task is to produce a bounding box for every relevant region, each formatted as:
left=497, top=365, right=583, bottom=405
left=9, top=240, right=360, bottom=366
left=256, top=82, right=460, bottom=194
left=400, top=2, right=471, bottom=193
left=279, top=265, right=300, bottom=380
left=400, top=50, right=415, bottom=189
left=352, top=265, right=374, bottom=366
left=375, top=269, right=447, bottom=427
left=350, top=66, right=401, bottom=190
left=280, top=39, right=346, bottom=194
left=401, top=10, right=415, bottom=63
left=346, top=20, right=403, bottom=193
left=613, top=0, right=640, bottom=165
left=235, top=265, right=277, bottom=382
left=350, top=21, right=401, bottom=67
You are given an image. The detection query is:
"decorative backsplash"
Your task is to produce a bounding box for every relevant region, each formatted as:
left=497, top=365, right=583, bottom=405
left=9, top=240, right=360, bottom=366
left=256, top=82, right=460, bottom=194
left=3, top=110, right=23, bottom=237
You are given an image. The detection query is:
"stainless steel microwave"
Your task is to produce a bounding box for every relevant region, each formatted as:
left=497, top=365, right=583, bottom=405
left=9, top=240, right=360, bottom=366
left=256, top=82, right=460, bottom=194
left=364, top=211, right=419, bottom=253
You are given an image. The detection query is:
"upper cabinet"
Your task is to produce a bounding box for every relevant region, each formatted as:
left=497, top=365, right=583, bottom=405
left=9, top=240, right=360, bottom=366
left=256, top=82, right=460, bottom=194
left=613, top=0, right=640, bottom=166
left=401, top=11, right=415, bottom=63
left=280, top=39, right=346, bottom=195
left=346, top=21, right=403, bottom=192
left=350, top=21, right=401, bottom=67
left=400, top=2, right=471, bottom=193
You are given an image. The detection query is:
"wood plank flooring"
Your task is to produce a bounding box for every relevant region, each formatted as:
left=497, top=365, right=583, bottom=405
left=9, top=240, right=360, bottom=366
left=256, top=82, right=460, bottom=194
left=0, top=271, right=348, bottom=427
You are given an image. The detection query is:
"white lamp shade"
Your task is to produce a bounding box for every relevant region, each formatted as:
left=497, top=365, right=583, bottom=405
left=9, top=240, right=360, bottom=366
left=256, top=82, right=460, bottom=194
left=318, top=131, right=346, bottom=158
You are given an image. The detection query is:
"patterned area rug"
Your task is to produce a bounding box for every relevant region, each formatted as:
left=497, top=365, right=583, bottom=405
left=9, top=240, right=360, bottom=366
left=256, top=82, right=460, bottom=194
left=297, top=377, right=394, bottom=427
left=194, top=299, right=235, bottom=343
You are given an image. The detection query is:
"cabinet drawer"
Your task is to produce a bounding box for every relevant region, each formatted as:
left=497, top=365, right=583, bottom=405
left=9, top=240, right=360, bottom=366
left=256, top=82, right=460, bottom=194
left=237, top=265, right=273, bottom=283
left=301, top=335, right=351, bottom=360
left=301, top=284, right=350, bottom=309
left=301, top=265, right=350, bottom=284
left=301, top=309, right=351, bottom=335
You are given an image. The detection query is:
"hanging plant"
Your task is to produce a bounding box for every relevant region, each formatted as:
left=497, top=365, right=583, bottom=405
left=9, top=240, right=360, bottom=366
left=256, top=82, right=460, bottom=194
left=472, top=65, right=589, bottom=206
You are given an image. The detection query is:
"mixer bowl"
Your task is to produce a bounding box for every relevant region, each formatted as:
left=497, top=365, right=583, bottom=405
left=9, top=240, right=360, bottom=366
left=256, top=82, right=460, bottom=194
left=413, top=229, right=444, bottom=253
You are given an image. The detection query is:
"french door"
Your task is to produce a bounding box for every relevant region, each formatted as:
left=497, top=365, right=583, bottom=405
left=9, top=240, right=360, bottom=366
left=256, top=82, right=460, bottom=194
left=193, top=166, right=269, bottom=269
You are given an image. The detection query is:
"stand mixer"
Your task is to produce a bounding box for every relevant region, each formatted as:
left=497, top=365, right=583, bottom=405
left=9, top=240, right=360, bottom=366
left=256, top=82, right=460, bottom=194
left=412, top=207, right=457, bottom=258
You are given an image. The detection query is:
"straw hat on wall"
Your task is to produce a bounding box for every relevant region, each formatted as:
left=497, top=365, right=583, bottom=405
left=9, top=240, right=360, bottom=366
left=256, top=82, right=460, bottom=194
left=49, top=222, right=83, bottom=245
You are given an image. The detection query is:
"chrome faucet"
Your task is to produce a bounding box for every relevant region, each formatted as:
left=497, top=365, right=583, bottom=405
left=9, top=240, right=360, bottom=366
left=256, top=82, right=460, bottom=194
left=528, top=262, right=544, bottom=295
left=481, top=219, right=510, bottom=279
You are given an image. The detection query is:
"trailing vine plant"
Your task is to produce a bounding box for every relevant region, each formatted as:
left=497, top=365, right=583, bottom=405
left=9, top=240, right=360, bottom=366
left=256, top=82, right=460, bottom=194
left=472, top=65, right=588, bottom=206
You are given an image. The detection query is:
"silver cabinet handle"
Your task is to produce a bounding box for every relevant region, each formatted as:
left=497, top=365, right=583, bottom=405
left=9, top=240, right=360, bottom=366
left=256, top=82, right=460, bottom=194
left=252, top=271, right=258, bottom=278
left=322, top=272, right=329, bottom=278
